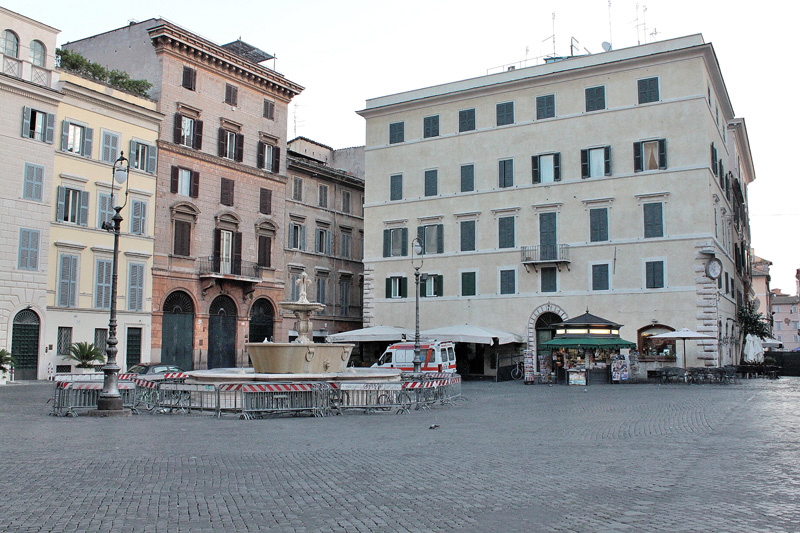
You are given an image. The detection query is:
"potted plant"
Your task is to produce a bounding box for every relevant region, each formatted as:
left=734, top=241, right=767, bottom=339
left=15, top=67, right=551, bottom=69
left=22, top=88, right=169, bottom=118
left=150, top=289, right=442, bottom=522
left=0, top=349, right=17, bottom=385
left=62, top=342, right=105, bottom=373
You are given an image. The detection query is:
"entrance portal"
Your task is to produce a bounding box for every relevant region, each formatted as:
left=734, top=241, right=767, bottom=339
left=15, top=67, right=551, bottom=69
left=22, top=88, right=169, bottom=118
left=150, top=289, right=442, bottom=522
left=208, top=295, right=237, bottom=369
left=161, top=291, right=194, bottom=370
left=11, top=309, right=40, bottom=380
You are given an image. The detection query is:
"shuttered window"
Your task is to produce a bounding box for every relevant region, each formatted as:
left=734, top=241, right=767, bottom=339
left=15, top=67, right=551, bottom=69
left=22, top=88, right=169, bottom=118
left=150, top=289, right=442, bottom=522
left=541, top=267, right=557, bottom=293
left=21, top=106, right=55, bottom=143
left=461, top=164, right=475, bottom=192
left=460, top=220, right=476, bottom=252
left=540, top=212, right=557, bottom=261
left=589, top=208, right=608, bottom=242
left=342, top=191, right=351, bottom=214
left=263, top=99, right=275, bottom=119
left=423, top=115, right=440, bottom=138
left=461, top=272, right=476, bottom=297
left=386, top=276, right=408, bottom=298
left=646, top=261, right=664, bottom=289
left=58, top=254, right=79, bottom=307
left=56, top=186, right=89, bottom=226
left=182, top=66, right=196, bottom=90
left=318, top=185, right=328, bottom=208
left=257, top=235, right=272, bottom=267
left=421, top=275, right=444, bottom=298
left=581, top=147, right=611, bottom=178
left=498, top=217, right=515, bottom=249
left=95, top=259, right=113, bottom=309
left=289, top=223, right=306, bottom=250
left=424, top=170, right=438, bottom=196
left=259, top=188, right=272, bottom=214
left=643, top=203, right=664, bottom=238
left=389, top=122, right=404, bottom=144
left=173, top=220, right=192, bottom=256
left=536, top=94, right=555, bottom=119
left=585, top=86, right=606, bottom=112
left=18, top=228, right=39, bottom=270
left=634, top=139, right=667, bottom=172
left=417, top=224, right=444, bottom=254
left=592, top=264, right=609, bottom=291
left=101, top=131, right=120, bottom=163
left=638, top=77, right=659, bottom=104
left=459, top=109, right=475, bottom=132
left=224, top=84, right=238, bottom=106
left=382, top=228, right=408, bottom=257
left=499, top=159, right=514, bottom=188
left=390, top=174, right=403, bottom=201
left=496, top=102, right=514, bottom=126
left=23, top=163, right=44, bottom=201
left=130, top=200, right=147, bottom=235
left=220, top=178, right=235, bottom=206
left=500, top=270, right=516, bottom=295
left=128, top=262, right=145, bottom=311
left=532, top=153, right=560, bottom=183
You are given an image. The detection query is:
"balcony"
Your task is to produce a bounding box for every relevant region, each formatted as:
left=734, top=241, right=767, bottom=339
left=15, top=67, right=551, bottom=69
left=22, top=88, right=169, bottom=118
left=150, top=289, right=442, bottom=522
left=197, top=256, right=263, bottom=281
left=521, top=244, right=570, bottom=271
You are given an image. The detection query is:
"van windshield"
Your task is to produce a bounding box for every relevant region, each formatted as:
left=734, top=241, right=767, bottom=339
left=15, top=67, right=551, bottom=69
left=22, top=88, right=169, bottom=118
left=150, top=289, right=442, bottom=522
left=378, top=352, right=392, bottom=364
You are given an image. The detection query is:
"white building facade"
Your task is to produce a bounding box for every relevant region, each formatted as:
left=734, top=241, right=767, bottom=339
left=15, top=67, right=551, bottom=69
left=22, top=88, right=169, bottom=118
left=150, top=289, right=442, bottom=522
left=358, top=35, right=755, bottom=376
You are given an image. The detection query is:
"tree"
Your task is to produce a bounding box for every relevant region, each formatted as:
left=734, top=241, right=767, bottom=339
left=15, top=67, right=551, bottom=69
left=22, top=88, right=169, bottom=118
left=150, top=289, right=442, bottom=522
left=737, top=302, right=771, bottom=340
left=61, top=342, right=106, bottom=369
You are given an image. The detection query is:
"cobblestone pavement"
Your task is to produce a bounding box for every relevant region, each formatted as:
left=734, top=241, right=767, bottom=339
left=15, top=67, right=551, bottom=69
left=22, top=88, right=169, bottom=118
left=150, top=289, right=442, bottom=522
left=2, top=377, right=799, bottom=532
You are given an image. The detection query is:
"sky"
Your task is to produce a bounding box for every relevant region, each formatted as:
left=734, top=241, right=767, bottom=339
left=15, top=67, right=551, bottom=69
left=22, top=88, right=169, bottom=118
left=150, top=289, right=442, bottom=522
left=6, top=0, right=798, bottom=293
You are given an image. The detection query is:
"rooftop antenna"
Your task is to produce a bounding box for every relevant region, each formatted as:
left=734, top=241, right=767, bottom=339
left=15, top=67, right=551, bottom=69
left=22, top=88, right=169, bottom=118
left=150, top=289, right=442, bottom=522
left=552, top=12, right=556, bottom=57
left=642, top=5, right=648, bottom=43
left=607, top=0, right=613, bottom=48
left=632, top=3, right=642, bottom=45
left=650, top=27, right=659, bottom=42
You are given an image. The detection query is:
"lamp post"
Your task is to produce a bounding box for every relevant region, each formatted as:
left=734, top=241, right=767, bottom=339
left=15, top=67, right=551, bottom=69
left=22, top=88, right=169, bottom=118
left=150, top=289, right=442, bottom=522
left=95, top=153, right=130, bottom=413
left=411, top=237, right=424, bottom=373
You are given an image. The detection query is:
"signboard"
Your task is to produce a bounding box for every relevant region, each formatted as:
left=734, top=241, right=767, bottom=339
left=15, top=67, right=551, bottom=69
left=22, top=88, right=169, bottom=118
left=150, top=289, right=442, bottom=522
left=611, top=353, right=629, bottom=382
left=568, top=369, right=586, bottom=386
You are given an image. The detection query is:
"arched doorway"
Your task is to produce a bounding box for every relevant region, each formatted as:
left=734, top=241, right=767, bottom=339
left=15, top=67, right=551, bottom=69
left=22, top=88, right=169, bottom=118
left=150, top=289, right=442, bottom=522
left=11, top=309, right=40, bottom=380
left=249, top=298, right=274, bottom=344
left=208, top=295, right=237, bottom=369
left=535, top=312, right=563, bottom=379
left=161, top=291, right=194, bottom=370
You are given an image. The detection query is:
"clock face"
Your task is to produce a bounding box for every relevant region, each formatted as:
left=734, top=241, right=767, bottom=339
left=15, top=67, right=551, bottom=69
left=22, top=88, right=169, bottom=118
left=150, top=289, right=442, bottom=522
left=706, top=258, right=722, bottom=280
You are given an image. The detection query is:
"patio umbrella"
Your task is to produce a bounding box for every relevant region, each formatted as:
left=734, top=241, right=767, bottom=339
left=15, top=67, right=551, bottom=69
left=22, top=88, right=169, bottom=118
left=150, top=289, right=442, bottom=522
left=743, top=334, right=765, bottom=363
left=649, top=328, right=714, bottom=368
left=324, top=325, right=414, bottom=343
left=419, top=325, right=523, bottom=345
left=761, top=337, right=783, bottom=349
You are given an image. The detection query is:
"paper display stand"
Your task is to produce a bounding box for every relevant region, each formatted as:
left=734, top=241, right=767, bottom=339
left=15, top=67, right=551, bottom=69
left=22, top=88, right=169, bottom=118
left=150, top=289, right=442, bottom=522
left=611, top=349, right=630, bottom=382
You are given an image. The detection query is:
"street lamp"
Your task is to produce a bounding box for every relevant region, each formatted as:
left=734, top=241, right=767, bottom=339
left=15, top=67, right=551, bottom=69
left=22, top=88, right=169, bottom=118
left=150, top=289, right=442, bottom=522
left=411, top=237, right=425, bottom=373
left=95, top=152, right=130, bottom=413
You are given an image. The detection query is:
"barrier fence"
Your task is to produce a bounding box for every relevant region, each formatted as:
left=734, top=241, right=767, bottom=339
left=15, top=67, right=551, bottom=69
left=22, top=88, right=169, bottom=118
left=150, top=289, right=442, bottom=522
left=49, top=372, right=463, bottom=419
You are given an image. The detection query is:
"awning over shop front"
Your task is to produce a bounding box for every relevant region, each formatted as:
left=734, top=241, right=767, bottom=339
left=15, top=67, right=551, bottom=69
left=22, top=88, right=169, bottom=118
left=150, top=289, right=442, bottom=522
left=540, top=337, right=636, bottom=349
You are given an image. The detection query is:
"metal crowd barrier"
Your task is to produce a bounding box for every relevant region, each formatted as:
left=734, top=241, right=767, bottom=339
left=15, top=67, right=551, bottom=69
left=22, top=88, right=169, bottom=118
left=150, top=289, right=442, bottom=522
left=50, top=374, right=136, bottom=417
left=330, top=382, right=413, bottom=414
left=231, top=382, right=331, bottom=419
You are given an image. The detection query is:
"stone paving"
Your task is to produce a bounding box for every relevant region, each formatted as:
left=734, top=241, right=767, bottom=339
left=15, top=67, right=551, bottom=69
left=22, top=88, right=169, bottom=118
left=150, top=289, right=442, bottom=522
left=1, top=377, right=800, bottom=532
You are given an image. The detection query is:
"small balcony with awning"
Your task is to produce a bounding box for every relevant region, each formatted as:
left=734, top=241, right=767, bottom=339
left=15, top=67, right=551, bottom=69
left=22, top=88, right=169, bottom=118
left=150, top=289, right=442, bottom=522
left=520, top=244, right=570, bottom=272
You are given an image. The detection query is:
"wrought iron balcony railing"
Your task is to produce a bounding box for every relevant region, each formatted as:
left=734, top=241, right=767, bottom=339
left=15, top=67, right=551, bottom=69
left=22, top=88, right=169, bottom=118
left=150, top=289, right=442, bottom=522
left=197, top=256, right=263, bottom=280
left=521, top=244, right=570, bottom=264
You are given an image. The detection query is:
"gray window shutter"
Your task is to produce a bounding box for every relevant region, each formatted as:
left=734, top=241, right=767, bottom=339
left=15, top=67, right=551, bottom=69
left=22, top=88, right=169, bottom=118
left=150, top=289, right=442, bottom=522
left=45, top=113, right=55, bottom=144
left=417, top=226, right=425, bottom=254
left=540, top=212, right=557, bottom=259
left=22, top=106, right=31, bottom=137
left=461, top=220, right=475, bottom=252
left=300, top=225, right=306, bottom=251
left=61, top=120, right=70, bottom=150
left=604, top=146, right=611, bottom=175
left=132, top=201, right=146, bottom=235
left=499, top=217, right=515, bottom=248
left=581, top=149, right=589, bottom=178
left=658, top=139, right=667, bottom=169
left=531, top=155, right=540, bottom=183
left=83, top=128, right=93, bottom=158
left=633, top=142, right=643, bottom=172
left=56, top=186, right=66, bottom=221
left=401, top=228, right=409, bottom=256
left=128, top=263, right=145, bottom=311
left=436, top=224, right=444, bottom=254
left=147, top=144, right=157, bottom=173
left=383, top=229, right=391, bottom=257
left=59, top=255, right=77, bottom=307
left=79, top=191, right=90, bottom=226
left=553, top=152, right=561, bottom=181
left=129, top=139, right=136, bottom=162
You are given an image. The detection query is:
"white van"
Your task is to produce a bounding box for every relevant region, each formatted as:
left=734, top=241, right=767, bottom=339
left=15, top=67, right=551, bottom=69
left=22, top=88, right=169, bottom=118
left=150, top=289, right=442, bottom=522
left=371, top=340, right=457, bottom=373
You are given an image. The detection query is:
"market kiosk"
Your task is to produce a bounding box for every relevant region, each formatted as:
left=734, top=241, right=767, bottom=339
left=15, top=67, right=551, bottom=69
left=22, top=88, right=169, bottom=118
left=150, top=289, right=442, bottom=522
left=540, top=312, right=636, bottom=385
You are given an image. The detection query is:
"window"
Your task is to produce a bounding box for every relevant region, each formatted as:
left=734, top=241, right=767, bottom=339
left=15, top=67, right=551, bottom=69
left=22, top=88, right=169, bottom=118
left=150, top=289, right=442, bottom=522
left=214, top=228, right=241, bottom=275
left=218, top=129, right=244, bottom=162
left=341, top=230, right=352, bottom=258
left=461, top=272, right=477, bottom=297
left=126, top=328, right=142, bottom=367
left=95, top=328, right=108, bottom=357
left=101, top=131, right=120, bottom=163
left=127, top=262, right=145, bottom=311
left=500, top=269, right=516, bottom=295
left=581, top=147, right=611, bottom=178
left=3, top=30, right=19, bottom=57
left=288, top=222, right=306, bottom=250
left=339, top=277, right=352, bottom=315
left=540, top=212, right=557, bottom=260
left=459, top=109, right=476, bottom=132
left=342, top=191, right=351, bottom=214
left=259, top=188, right=272, bottom=214
left=541, top=267, right=557, bottom=293
left=173, top=220, right=192, bottom=256
left=589, top=208, right=608, bottom=242
left=181, top=66, right=196, bottom=90
left=390, top=174, right=403, bottom=201
left=173, top=113, right=203, bottom=149
left=536, top=94, right=555, bottom=119
left=318, top=185, right=328, bottom=208
left=98, top=193, right=114, bottom=228
left=257, top=235, right=272, bottom=268
left=263, top=99, right=275, bottom=120
left=389, top=122, right=404, bottom=144
left=498, top=216, right=515, bottom=249
left=257, top=141, right=280, bottom=173
left=57, top=327, right=73, bottom=356
left=585, top=86, right=606, bottom=112
left=634, top=140, right=667, bottom=172
left=592, top=264, right=609, bottom=291
left=130, top=140, right=157, bottom=173
left=292, top=177, right=303, bottom=201
left=170, top=167, right=199, bottom=198
left=58, top=254, right=79, bottom=307
left=315, top=226, right=332, bottom=254
left=56, top=186, right=89, bottom=225
left=423, top=115, right=439, bottom=138
left=532, top=153, right=561, bottom=183
left=710, top=143, right=718, bottom=176
left=643, top=202, right=664, bottom=238
left=130, top=199, right=147, bottom=235
left=23, top=163, right=44, bottom=201
left=382, top=227, right=408, bottom=257
left=418, top=224, right=444, bottom=254
left=224, top=84, right=238, bottom=106
left=61, top=121, right=93, bottom=157
left=95, top=259, right=113, bottom=309
left=22, top=106, right=54, bottom=143
left=460, top=220, right=476, bottom=252
left=496, top=102, right=514, bottom=126
left=386, top=276, right=407, bottom=298
left=421, top=274, right=444, bottom=297
left=638, top=77, right=659, bottom=104
left=220, top=178, right=234, bottom=206
left=498, top=159, right=513, bottom=188
left=18, top=228, right=39, bottom=270
left=316, top=276, right=327, bottom=305
left=290, top=273, right=301, bottom=302
left=424, top=169, right=438, bottom=196
left=461, top=164, right=474, bottom=192
left=646, top=261, right=664, bottom=289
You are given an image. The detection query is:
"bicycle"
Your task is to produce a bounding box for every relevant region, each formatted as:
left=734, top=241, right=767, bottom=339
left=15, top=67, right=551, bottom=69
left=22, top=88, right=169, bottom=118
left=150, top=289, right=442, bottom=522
left=510, top=361, right=524, bottom=380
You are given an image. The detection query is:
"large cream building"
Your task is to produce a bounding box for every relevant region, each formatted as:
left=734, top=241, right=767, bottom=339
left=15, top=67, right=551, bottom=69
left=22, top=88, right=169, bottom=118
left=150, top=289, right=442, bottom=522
left=358, top=35, right=755, bottom=376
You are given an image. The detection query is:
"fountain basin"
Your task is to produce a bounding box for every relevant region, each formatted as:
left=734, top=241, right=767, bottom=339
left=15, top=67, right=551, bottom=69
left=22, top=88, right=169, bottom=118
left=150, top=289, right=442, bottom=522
left=245, top=342, right=355, bottom=374
left=185, top=366, right=403, bottom=384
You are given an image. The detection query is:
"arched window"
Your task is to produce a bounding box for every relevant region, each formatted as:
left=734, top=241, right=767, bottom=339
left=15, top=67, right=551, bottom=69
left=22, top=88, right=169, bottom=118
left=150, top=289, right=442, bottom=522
left=29, top=40, right=45, bottom=66
left=2, top=30, right=19, bottom=58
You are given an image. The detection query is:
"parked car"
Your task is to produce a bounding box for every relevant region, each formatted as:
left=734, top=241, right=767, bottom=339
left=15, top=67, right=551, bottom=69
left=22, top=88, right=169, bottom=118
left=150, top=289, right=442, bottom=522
left=126, top=363, right=185, bottom=377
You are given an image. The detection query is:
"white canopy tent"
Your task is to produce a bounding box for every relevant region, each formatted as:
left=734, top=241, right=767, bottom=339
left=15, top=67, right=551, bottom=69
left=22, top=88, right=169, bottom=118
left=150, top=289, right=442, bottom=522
left=324, top=326, right=414, bottom=343
left=419, top=325, right=523, bottom=345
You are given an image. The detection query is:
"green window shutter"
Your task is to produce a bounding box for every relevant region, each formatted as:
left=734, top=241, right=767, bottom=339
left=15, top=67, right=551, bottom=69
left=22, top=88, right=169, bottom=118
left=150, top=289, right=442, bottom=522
left=400, top=277, right=408, bottom=298
left=417, top=226, right=425, bottom=254
left=531, top=155, right=540, bottom=184
left=581, top=149, right=589, bottom=178
left=592, top=264, right=609, bottom=290
left=604, top=146, right=611, bottom=175
left=401, top=228, right=408, bottom=256
left=553, top=152, right=561, bottom=181
left=658, top=139, right=667, bottom=169
left=436, top=224, right=444, bottom=254
left=499, top=217, right=515, bottom=248
left=385, top=278, right=392, bottom=298
left=424, top=170, right=438, bottom=196
left=644, top=203, right=664, bottom=238
left=633, top=142, right=643, bottom=172
left=435, top=275, right=443, bottom=297
left=590, top=208, right=608, bottom=242
left=383, top=229, right=391, bottom=257
left=540, top=212, right=557, bottom=260
left=460, top=165, right=474, bottom=192
left=462, top=272, right=476, bottom=296
left=461, top=220, right=475, bottom=252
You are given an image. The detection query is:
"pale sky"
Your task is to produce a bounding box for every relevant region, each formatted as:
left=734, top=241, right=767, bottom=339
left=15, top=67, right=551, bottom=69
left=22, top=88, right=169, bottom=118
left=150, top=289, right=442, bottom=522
left=7, top=0, right=798, bottom=293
